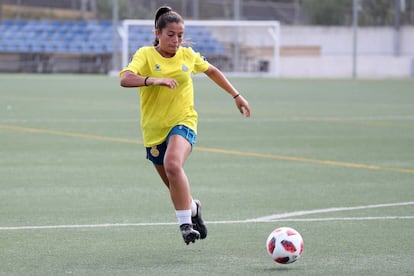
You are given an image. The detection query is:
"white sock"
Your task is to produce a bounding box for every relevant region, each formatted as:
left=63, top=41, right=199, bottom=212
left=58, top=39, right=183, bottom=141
left=176, top=209, right=192, bottom=226
left=190, top=199, right=197, bottom=217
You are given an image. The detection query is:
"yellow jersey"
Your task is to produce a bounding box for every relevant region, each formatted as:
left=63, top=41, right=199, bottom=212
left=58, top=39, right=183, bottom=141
left=120, top=46, right=209, bottom=147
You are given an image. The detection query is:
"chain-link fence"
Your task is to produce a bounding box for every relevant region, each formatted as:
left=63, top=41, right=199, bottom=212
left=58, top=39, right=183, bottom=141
left=1, top=0, right=413, bottom=76
left=2, top=0, right=414, bottom=26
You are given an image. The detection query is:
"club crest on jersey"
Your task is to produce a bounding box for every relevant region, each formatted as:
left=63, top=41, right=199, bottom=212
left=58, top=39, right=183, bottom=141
left=155, top=64, right=161, bottom=71
left=182, top=64, right=188, bottom=72
left=150, top=146, right=160, bottom=157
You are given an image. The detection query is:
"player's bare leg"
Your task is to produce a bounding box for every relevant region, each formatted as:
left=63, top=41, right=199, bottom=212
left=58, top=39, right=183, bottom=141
left=163, top=134, right=192, bottom=210
left=157, top=134, right=200, bottom=244
left=154, top=163, right=207, bottom=241
left=153, top=164, right=169, bottom=188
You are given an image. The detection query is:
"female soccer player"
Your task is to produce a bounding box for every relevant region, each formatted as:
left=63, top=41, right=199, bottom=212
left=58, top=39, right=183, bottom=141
left=120, top=6, right=250, bottom=245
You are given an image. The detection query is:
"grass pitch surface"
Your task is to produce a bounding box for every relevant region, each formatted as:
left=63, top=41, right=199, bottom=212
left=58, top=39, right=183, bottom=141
left=1, top=74, right=414, bottom=275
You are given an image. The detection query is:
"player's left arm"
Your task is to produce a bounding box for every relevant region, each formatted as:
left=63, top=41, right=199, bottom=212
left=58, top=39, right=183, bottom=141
left=204, top=64, right=250, bottom=118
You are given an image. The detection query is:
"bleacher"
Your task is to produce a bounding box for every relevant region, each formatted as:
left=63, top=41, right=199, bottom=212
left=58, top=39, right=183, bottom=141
left=128, top=25, right=226, bottom=56
left=0, top=20, right=111, bottom=54
left=0, top=19, right=226, bottom=73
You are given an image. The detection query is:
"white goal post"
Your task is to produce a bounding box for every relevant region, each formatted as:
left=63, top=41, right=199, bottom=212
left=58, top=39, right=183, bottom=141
left=119, top=20, right=280, bottom=77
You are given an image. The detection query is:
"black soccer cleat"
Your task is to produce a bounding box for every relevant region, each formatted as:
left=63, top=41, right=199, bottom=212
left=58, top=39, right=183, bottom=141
left=192, top=199, right=207, bottom=239
left=180, top=223, right=200, bottom=245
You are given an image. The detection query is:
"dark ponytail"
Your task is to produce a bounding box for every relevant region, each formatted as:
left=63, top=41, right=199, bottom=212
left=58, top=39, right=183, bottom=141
left=153, top=6, right=184, bottom=46
left=155, top=6, right=172, bottom=29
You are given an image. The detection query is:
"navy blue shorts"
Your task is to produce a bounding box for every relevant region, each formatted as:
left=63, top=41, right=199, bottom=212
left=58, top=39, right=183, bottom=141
left=146, top=125, right=197, bottom=165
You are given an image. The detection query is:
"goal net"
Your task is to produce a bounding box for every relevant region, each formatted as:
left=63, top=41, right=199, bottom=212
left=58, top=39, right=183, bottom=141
left=119, top=20, right=280, bottom=77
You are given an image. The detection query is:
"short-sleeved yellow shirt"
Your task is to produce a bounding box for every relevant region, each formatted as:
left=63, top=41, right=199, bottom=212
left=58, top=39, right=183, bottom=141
left=120, top=46, right=209, bottom=147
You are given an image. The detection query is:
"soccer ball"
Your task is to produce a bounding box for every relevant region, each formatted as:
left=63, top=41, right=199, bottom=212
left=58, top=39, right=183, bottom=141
left=266, top=227, right=304, bottom=264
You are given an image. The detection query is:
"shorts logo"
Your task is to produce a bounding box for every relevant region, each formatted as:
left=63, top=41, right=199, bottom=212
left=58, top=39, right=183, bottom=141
left=150, top=146, right=160, bottom=157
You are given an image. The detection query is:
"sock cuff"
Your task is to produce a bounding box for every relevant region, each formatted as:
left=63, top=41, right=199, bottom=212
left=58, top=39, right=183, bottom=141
left=176, top=209, right=192, bottom=226
left=191, top=199, right=197, bottom=217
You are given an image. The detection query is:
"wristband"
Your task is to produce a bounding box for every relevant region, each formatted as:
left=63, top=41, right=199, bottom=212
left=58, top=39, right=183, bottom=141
left=144, top=77, right=149, bottom=86
left=233, top=94, right=240, bottom=99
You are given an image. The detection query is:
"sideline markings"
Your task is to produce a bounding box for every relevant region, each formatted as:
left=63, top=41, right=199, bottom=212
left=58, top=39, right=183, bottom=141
left=1, top=217, right=413, bottom=231
left=196, top=146, right=414, bottom=174
left=247, top=201, right=414, bottom=222
left=0, top=124, right=143, bottom=145
left=209, top=216, right=414, bottom=224
left=1, top=201, right=413, bottom=231
left=2, top=124, right=414, bottom=175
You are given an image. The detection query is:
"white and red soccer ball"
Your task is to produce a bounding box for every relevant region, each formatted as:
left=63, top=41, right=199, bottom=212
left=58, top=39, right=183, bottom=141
left=266, top=227, right=304, bottom=264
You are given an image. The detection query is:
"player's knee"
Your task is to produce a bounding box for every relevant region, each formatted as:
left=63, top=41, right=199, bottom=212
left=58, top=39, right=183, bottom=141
left=164, top=158, right=182, bottom=179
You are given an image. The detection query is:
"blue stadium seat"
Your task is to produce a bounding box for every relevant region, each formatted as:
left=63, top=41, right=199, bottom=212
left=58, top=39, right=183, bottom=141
left=53, top=41, right=68, bottom=53
left=27, top=43, right=42, bottom=53
left=0, top=20, right=226, bottom=56
left=1, top=19, right=15, bottom=27
left=67, top=41, right=84, bottom=53
left=0, top=42, right=12, bottom=53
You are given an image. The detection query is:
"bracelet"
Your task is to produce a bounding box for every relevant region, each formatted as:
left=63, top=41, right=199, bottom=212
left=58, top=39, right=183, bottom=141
left=233, top=94, right=240, bottom=99
left=144, top=76, right=149, bottom=86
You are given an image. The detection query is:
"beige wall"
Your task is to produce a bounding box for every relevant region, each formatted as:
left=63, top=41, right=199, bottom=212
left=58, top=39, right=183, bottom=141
left=279, top=26, right=414, bottom=78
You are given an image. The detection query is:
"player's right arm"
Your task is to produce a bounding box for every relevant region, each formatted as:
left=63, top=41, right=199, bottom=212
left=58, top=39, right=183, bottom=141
left=120, top=70, right=148, bottom=87
left=120, top=70, right=178, bottom=89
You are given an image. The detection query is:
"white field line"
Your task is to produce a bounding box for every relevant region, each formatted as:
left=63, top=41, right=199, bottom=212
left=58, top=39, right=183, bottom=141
left=0, top=222, right=176, bottom=231
left=273, top=216, right=414, bottom=222
left=210, top=216, right=414, bottom=224
left=1, top=201, right=413, bottom=231
left=246, top=201, right=414, bottom=222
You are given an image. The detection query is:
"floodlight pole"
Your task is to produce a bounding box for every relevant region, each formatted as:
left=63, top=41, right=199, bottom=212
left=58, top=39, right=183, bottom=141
left=393, top=0, right=401, bottom=56
left=193, top=0, right=199, bottom=19
left=112, top=0, right=119, bottom=72
left=232, top=0, right=241, bottom=72
left=81, top=0, right=87, bottom=20
left=352, top=0, right=358, bottom=78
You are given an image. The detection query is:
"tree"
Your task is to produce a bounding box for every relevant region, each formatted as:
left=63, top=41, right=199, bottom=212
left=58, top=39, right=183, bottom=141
left=359, top=0, right=394, bottom=25
left=301, top=0, right=353, bottom=25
